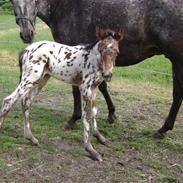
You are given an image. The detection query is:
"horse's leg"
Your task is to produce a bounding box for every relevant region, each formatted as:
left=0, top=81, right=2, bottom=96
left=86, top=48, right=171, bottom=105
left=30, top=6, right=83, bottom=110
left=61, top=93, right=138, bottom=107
left=64, top=86, right=81, bottom=129
left=155, top=62, right=183, bottom=138
left=98, top=81, right=117, bottom=123
left=80, top=87, right=102, bottom=161
left=91, top=89, right=106, bottom=144
left=22, top=75, right=50, bottom=145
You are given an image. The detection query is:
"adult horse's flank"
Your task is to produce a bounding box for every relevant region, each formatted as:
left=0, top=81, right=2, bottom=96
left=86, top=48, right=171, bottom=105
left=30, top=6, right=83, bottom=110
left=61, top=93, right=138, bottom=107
left=10, top=0, right=183, bottom=138
left=0, top=27, right=123, bottom=161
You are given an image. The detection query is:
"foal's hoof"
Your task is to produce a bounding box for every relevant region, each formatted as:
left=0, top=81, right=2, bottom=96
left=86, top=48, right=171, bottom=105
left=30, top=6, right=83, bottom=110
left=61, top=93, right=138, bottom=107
left=107, top=114, right=117, bottom=124
left=64, top=121, right=76, bottom=130
left=153, top=130, right=166, bottom=139
left=93, top=132, right=107, bottom=145
left=26, top=137, right=39, bottom=145
left=85, top=146, right=103, bottom=162
left=32, top=138, right=39, bottom=145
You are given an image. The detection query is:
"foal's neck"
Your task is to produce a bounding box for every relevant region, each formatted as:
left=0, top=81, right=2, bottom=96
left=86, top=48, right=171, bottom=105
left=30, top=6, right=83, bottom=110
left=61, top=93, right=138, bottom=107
left=86, top=42, right=101, bottom=68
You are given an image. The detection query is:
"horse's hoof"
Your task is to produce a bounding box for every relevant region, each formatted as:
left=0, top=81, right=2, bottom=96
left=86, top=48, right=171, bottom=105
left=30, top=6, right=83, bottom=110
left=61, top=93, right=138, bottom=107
left=85, top=146, right=103, bottom=162
left=107, top=114, right=117, bottom=124
left=153, top=130, right=166, bottom=139
left=64, top=121, right=76, bottom=130
left=93, top=132, right=107, bottom=145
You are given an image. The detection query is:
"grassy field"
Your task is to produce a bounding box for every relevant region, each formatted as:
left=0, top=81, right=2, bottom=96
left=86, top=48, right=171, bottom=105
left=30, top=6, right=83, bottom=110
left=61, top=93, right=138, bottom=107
left=0, top=15, right=183, bottom=183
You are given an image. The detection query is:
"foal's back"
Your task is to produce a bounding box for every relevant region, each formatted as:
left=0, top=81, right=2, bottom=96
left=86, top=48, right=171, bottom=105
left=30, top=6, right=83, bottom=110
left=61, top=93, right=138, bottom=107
left=22, top=41, right=87, bottom=85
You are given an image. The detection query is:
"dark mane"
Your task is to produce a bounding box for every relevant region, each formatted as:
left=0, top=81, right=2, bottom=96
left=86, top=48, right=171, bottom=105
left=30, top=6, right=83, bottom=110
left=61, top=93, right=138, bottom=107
left=84, top=39, right=99, bottom=50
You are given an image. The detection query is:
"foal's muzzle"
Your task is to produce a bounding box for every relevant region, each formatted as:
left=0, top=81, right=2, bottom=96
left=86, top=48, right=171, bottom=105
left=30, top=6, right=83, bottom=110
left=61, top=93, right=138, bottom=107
left=103, top=73, right=113, bottom=82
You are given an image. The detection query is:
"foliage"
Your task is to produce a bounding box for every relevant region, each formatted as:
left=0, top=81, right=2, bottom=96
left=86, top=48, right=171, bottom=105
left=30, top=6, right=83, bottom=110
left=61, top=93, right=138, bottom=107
left=0, top=1, right=13, bottom=14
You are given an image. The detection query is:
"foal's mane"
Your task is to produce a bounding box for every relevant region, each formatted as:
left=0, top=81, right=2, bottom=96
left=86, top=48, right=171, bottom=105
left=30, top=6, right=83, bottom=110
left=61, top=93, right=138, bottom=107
left=85, top=40, right=99, bottom=51
left=85, top=29, right=115, bottom=51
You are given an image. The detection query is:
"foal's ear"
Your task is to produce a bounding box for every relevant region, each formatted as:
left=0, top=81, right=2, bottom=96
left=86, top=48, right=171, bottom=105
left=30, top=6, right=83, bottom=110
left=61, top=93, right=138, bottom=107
left=115, top=26, right=124, bottom=41
left=96, top=26, right=106, bottom=39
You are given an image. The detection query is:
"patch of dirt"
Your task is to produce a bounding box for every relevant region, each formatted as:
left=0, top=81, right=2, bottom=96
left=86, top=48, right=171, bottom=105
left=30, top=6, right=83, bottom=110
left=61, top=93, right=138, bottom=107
left=34, top=96, right=62, bottom=110
left=0, top=140, right=151, bottom=183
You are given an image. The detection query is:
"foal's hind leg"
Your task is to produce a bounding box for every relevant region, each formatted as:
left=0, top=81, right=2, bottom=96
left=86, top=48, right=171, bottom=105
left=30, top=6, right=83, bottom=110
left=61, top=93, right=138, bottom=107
left=0, top=86, right=24, bottom=127
left=22, top=75, right=50, bottom=145
left=0, top=80, right=37, bottom=131
left=21, top=87, right=39, bottom=145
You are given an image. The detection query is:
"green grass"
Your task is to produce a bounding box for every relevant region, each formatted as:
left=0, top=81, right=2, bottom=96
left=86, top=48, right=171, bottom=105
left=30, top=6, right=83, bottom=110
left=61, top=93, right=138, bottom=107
left=0, top=15, right=52, bottom=53
left=0, top=14, right=182, bottom=183
left=0, top=15, right=15, bottom=30
left=114, top=55, right=172, bottom=88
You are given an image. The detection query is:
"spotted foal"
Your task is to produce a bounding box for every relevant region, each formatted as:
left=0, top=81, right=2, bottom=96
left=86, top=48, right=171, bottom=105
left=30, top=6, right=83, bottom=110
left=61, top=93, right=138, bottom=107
left=0, top=26, right=124, bottom=161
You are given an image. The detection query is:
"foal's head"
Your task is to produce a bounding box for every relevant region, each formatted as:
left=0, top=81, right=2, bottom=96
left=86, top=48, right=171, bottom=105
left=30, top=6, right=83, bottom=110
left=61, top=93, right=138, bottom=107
left=96, top=26, right=124, bottom=82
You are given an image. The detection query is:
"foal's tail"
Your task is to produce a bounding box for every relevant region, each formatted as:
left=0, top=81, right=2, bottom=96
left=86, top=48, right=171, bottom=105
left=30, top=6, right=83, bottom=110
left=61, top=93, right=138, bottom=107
left=18, top=50, right=26, bottom=83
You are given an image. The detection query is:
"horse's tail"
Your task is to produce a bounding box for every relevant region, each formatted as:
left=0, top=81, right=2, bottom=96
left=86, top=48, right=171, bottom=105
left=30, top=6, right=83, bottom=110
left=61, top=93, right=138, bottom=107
left=18, top=50, right=26, bottom=83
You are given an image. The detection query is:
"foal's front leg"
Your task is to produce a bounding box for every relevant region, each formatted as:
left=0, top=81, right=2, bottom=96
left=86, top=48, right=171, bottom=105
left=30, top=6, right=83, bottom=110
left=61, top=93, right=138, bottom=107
left=65, top=80, right=117, bottom=129
left=81, top=90, right=102, bottom=162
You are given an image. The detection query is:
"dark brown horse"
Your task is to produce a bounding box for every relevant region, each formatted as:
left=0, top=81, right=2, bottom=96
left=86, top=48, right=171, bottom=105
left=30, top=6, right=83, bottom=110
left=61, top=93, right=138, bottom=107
left=10, top=0, right=183, bottom=138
